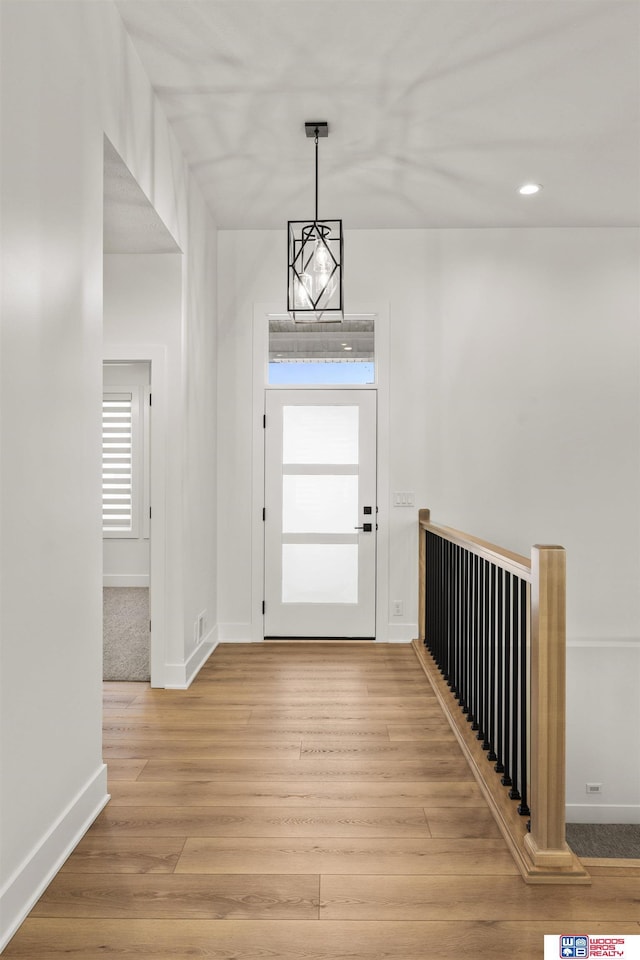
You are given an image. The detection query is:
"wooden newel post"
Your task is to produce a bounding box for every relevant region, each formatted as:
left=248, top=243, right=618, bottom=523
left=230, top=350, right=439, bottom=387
left=524, top=544, right=575, bottom=868
left=418, top=509, right=430, bottom=642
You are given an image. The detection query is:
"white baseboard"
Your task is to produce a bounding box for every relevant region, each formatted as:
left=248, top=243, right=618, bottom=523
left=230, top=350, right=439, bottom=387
left=164, top=627, right=218, bottom=689
left=103, top=575, right=149, bottom=588
left=218, top=623, right=257, bottom=642
left=0, top=764, right=109, bottom=953
left=383, top=623, right=417, bottom=643
left=566, top=804, right=640, bottom=824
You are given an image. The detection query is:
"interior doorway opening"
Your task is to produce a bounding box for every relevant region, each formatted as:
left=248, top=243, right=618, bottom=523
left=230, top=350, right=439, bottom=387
left=103, top=134, right=181, bottom=686
left=102, top=361, right=151, bottom=681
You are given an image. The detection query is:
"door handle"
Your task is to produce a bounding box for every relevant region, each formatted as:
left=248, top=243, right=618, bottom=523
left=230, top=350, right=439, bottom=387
left=354, top=523, right=372, bottom=532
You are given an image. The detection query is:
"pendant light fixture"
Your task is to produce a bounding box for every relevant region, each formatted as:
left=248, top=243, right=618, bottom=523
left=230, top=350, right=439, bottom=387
left=287, top=122, right=343, bottom=323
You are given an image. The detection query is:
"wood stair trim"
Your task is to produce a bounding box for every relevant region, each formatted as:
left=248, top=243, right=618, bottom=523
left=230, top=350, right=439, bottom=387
left=411, top=640, right=591, bottom=885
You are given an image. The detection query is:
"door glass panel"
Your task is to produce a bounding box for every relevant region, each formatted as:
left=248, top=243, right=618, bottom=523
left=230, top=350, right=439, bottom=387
left=282, top=475, right=358, bottom=533
left=282, top=544, right=358, bottom=604
left=282, top=406, right=358, bottom=464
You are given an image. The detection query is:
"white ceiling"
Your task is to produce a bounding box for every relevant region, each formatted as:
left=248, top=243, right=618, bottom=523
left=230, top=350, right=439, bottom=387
left=114, top=0, right=640, bottom=230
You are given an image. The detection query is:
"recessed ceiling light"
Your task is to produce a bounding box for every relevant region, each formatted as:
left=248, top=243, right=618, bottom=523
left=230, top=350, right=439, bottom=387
left=518, top=183, right=543, bottom=196
left=343, top=346, right=353, bottom=351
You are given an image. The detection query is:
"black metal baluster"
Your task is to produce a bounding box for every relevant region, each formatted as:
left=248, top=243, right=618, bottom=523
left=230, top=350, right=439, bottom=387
left=431, top=533, right=438, bottom=662
left=464, top=550, right=473, bottom=716
left=518, top=578, right=530, bottom=816
left=438, top=535, right=444, bottom=667
left=461, top=548, right=470, bottom=714
left=487, top=564, right=497, bottom=761
left=431, top=532, right=438, bottom=663
left=494, top=567, right=505, bottom=774
left=501, top=572, right=513, bottom=788
left=471, top=554, right=481, bottom=730
left=429, top=532, right=435, bottom=658
left=481, top=559, right=491, bottom=751
left=454, top=544, right=462, bottom=700
left=425, top=531, right=434, bottom=656
left=424, top=531, right=428, bottom=648
left=449, top=544, right=458, bottom=695
left=509, top=577, right=521, bottom=801
left=469, top=553, right=477, bottom=721
left=439, top=538, right=447, bottom=672
left=474, top=556, right=484, bottom=738
left=467, top=548, right=472, bottom=716
left=447, top=541, right=455, bottom=687
left=467, top=548, right=472, bottom=718
left=442, top=537, right=447, bottom=671
left=439, top=536, right=445, bottom=669
left=437, top=535, right=440, bottom=662
left=446, top=542, right=455, bottom=689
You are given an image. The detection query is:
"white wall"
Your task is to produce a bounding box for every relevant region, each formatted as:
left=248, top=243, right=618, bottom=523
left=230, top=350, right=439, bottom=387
left=217, top=226, right=640, bottom=819
left=566, top=643, right=640, bottom=823
left=0, top=1, right=218, bottom=948
left=433, top=229, right=640, bottom=641
left=180, top=185, right=219, bottom=669
left=428, top=228, right=640, bottom=822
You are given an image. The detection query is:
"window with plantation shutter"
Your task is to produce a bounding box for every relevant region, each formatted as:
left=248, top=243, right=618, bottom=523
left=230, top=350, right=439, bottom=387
left=102, top=391, right=137, bottom=536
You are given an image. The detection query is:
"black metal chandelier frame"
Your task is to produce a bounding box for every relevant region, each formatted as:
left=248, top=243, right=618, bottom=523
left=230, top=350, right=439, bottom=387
left=287, top=122, right=344, bottom=323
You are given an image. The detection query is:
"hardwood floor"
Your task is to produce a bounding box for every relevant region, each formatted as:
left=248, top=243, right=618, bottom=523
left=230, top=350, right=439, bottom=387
left=5, top=642, right=640, bottom=958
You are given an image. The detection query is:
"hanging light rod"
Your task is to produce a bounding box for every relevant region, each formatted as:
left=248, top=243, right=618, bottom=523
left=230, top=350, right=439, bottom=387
left=287, top=120, right=344, bottom=324
left=306, top=123, right=328, bottom=224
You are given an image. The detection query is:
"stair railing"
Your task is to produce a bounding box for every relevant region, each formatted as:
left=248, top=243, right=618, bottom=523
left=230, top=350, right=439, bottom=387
left=414, top=508, right=589, bottom=884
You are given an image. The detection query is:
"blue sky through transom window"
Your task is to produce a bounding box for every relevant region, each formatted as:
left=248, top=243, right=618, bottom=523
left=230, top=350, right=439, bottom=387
left=268, top=361, right=375, bottom=385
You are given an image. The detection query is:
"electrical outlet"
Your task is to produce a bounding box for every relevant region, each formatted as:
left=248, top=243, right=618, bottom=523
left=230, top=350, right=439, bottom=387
left=392, top=600, right=403, bottom=617
left=195, top=611, right=207, bottom=645
left=586, top=782, right=602, bottom=795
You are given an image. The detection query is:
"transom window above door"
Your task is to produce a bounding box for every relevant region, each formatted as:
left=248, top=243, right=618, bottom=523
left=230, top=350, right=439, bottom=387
left=268, top=314, right=375, bottom=385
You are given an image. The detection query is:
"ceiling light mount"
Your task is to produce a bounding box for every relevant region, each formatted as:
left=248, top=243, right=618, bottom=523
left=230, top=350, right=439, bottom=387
left=288, top=121, right=343, bottom=323
left=305, top=122, right=328, bottom=138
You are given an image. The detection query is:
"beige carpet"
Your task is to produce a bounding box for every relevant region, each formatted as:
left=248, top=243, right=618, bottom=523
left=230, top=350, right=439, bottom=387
left=566, top=822, right=640, bottom=859
left=103, top=587, right=150, bottom=681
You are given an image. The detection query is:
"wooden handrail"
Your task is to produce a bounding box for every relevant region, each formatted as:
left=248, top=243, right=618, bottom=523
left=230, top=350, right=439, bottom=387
left=414, top=508, right=589, bottom=884
left=419, top=509, right=531, bottom=579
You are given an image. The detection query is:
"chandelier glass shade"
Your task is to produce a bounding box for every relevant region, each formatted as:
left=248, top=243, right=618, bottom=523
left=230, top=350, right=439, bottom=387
left=287, top=123, right=343, bottom=323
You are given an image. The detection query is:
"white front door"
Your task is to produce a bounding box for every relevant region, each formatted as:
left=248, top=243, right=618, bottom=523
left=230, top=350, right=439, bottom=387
left=264, top=390, right=377, bottom=638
